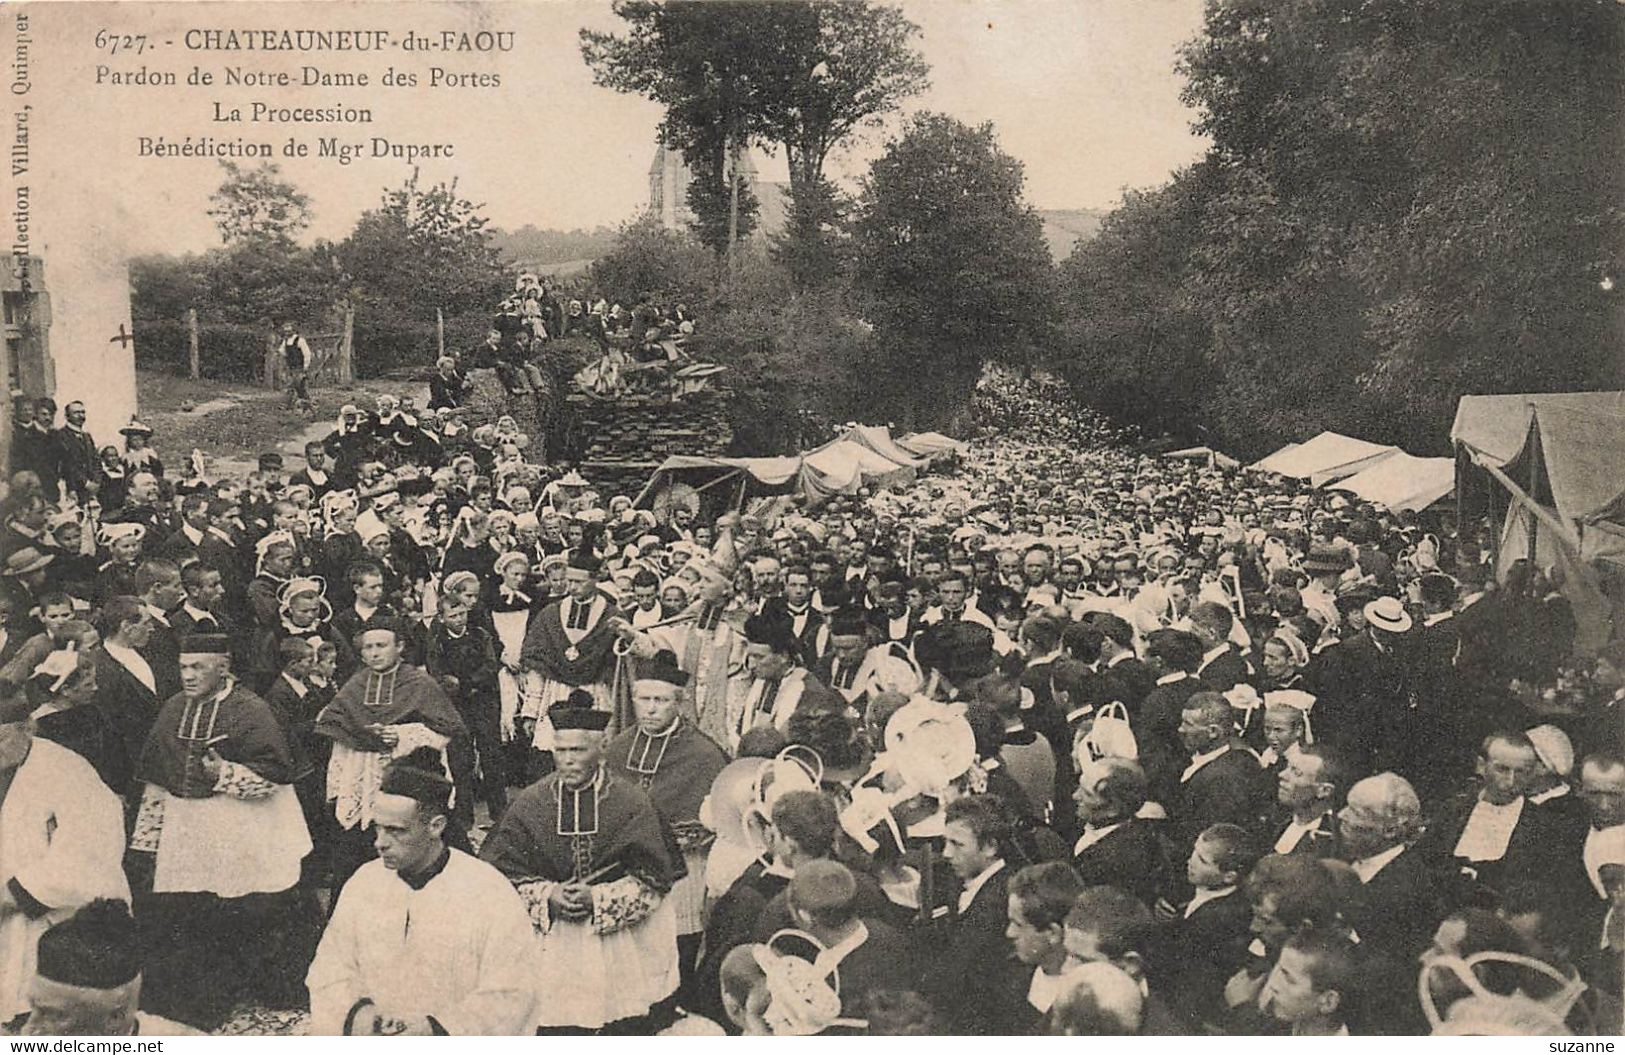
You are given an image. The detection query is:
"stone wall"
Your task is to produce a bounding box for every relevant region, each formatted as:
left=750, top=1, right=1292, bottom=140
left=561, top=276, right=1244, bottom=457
left=456, top=360, right=733, bottom=499
left=461, top=367, right=553, bottom=462
left=566, top=389, right=733, bottom=498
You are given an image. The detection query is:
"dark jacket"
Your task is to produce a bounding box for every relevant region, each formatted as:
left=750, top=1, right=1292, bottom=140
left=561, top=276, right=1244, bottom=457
left=918, top=865, right=1027, bottom=1035
left=1072, top=818, right=1167, bottom=909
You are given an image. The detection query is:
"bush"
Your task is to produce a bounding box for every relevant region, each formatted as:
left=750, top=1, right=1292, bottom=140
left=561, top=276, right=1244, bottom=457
left=351, top=307, right=494, bottom=377
left=133, top=319, right=274, bottom=383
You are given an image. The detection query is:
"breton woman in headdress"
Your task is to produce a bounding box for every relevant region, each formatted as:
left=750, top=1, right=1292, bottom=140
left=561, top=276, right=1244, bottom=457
left=480, top=692, right=681, bottom=1031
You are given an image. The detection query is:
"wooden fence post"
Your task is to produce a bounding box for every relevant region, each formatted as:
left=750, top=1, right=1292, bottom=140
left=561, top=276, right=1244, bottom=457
left=186, top=307, right=200, bottom=380
left=436, top=308, right=445, bottom=360
left=264, top=334, right=278, bottom=389
left=337, top=304, right=355, bottom=383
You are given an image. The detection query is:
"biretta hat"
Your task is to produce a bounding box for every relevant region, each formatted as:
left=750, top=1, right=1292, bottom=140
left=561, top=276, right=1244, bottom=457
left=549, top=689, right=610, bottom=731
left=636, top=649, right=689, bottom=688
left=178, top=633, right=231, bottom=656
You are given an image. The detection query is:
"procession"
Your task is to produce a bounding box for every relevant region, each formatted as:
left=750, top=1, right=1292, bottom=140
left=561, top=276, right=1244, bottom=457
left=4, top=0, right=1622, bottom=1041
left=0, top=308, right=1620, bottom=1036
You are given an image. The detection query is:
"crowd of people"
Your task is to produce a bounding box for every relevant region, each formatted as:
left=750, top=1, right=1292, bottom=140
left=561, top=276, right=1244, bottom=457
left=0, top=347, right=1619, bottom=1037
left=453, top=272, right=699, bottom=400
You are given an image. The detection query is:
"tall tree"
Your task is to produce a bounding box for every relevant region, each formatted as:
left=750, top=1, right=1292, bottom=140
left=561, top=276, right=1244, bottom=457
left=583, top=2, right=773, bottom=257
left=852, top=113, right=1053, bottom=427
left=1054, top=167, right=1217, bottom=442
left=752, top=2, right=928, bottom=289
left=1170, top=0, right=1625, bottom=454
left=582, top=1, right=928, bottom=284
left=337, top=170, right=508, bottom=371
left=206, top=161, right=313, bottom=247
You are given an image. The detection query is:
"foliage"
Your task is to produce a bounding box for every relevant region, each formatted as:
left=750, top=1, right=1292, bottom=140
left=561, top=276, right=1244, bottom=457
left=133, top=161, right=345, bottom=380
left=1053, top=170, right=1217, bottom=442
left=684, top=141, right=759, bottom=255
left=772, top=173, right=852, bottom=291
left=691, top=283, right=873, bottom=454
left=852, top=113, right=1054, bottom=428
left=489, top=225, right=621, bottom=267
left=336, top=169, right=509, bottom=374
left=1057, top=0, right=1625, bottom=458
left=205, top=162, right=313, bottom=247
left=583, top=2, right=776, bottom=258
left=583, top=1, right=927, bottom=284
left=750, top=1, right=928, bottom=290
left=132, top=319, right=271, bottom=383
left=588, top=214, right=716, bottom=307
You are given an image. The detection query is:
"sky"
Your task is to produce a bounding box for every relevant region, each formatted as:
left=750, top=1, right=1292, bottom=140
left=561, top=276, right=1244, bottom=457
left=25, top=0, right=1209, bottom=258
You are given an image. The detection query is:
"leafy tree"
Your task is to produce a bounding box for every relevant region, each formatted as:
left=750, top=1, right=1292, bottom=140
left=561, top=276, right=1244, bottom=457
left=583, top=2, right=774, bottom=257
left=588, top=214, right=715, bottom=307
left=771, top=173, right=851, bottom=291
left=1170, top=0, right=1625, bottom=454
left=852, top=113, right=1053, bottom=427
left=337, top=170, right=508, bottom=371
left=683, top=138, right=759, bottom=255
left=752, top=1, right=928, bottom=289
left=583, top=1, right=927, bottom=283
left=206, top=161, right=313, bottom=246
left=1054, top=168, right=1217, bottom=442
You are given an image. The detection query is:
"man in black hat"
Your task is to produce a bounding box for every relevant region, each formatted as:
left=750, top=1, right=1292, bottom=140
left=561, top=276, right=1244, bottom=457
left=519, top=548, right=621, bottom=764
left=306, top=752, right=537, bottom=1035
left=737, top=615, right=823, bottom=750
left=129, top=632, right=317, bottom=1030
left=605, top=651, right=726, bottom=1002
left=480, top=693, right=682, bottom=1032
left=8, top=900, right=197, bottom=1035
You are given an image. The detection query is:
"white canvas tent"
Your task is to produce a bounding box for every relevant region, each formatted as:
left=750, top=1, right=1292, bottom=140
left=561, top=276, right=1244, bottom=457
left=829, top=425, right=929, bottom=470
left=897, top=431, right=967, bottom=459
left=1455, top=398, right=1625, bottom=653
left=1450, top=391, right=1625, bottom=467
left=1248, top=431, right=1400, bottom=485
left=634, top=424, right=942, bottom=509
left=1162, top=445, right=1241, bottom=470
left=1331, top=453, right=1454, bottom=512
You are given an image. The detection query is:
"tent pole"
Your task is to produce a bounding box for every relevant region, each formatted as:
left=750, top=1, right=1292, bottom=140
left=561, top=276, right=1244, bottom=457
left=1527, top=416, right=1541, bottom=568
left=1467, top=446, right=1580, bottom=555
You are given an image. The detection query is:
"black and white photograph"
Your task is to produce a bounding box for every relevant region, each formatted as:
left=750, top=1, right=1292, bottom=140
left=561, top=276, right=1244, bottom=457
left=1, top=0, right=1621, bottom=1039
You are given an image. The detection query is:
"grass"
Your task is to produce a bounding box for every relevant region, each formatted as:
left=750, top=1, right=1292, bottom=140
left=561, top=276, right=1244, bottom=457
left=138, top=370, right=424, bottom=466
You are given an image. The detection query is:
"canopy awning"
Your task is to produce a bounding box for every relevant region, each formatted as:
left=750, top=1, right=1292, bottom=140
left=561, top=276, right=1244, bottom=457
left=1163, top=445, right=1241, bottom=470
left=1248, top=442, right=1300, bottom=474
left=1331, top=452, right=1455, bottom=512
left=802, top=438, right=918, bottom=494
left=1248, top=431, right=1399, bottom=486
left=1451, top=391, right=1625, bottom=466
left=896, top=431, right=967, bottom=458
left=1503, top=405, right=1625, bottom=528
left=832, top=425, right=928, bottom=469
